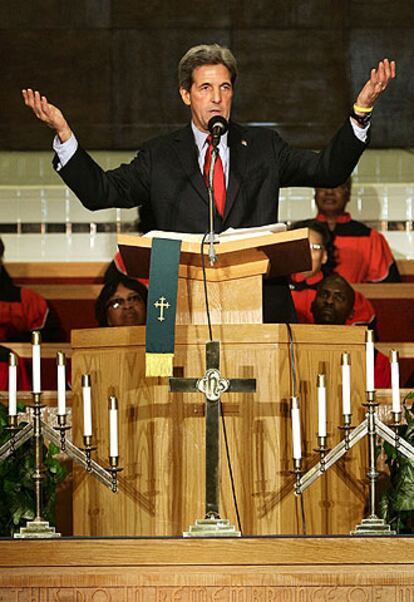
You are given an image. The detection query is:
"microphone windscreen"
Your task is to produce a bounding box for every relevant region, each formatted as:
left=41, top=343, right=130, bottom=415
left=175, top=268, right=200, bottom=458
left=207, top=115, right=228, bottom=135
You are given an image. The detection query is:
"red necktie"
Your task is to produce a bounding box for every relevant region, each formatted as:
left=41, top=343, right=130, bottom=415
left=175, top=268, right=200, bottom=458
left=203, top=134, right=226, bottom=217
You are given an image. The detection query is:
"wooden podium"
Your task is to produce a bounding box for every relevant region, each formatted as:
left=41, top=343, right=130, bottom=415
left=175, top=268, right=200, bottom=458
left=71, top=230, right=369, bottom=536
left=117, top=228, right=311, bottom=323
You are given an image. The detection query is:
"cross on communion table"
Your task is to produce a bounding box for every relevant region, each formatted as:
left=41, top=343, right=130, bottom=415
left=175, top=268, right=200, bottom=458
left=169, top=340, right=256, bottom=536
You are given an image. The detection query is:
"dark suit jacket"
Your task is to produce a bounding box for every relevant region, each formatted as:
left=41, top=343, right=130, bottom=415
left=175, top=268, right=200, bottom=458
left=57, top=119, right=367, bottom=322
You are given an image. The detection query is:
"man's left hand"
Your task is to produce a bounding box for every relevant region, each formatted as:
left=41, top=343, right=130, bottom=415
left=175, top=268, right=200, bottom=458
left=355, top=58, right=396, bottom=109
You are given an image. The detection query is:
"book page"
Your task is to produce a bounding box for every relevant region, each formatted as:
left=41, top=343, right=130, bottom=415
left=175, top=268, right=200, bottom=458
left=142, top=222, right=286, bottom=243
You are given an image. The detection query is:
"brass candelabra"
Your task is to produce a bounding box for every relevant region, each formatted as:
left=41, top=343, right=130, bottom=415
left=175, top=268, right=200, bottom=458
left=292, top=340, right=414, bottom=535
left=0, top=332, right=121, bottom=539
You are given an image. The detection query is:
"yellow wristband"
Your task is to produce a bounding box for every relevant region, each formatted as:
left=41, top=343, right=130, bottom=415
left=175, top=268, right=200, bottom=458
left=353, top=103, right=373, bottom=114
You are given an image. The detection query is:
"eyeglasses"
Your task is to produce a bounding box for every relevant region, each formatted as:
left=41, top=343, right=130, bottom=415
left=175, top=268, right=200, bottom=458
left=310, top=243, right=324, bottom=251
left=106, top=293, right=143, bottom=311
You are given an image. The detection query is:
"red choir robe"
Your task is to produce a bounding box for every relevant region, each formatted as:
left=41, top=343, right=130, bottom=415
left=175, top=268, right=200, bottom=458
left=316, top=213, right=400, bottom=283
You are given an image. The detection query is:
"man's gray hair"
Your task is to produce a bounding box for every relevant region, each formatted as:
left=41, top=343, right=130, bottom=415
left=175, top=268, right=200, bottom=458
left=178, top=44, right=238, bottom=91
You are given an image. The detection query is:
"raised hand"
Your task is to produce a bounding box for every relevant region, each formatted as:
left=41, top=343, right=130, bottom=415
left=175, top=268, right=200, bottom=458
left=22, top=89, right=73, bottom=143
left=355, top=59, right=396, bottom=109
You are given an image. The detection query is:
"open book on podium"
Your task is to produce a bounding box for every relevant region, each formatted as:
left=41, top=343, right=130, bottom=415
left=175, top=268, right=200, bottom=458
left=117, top=224, right=310, bottom=324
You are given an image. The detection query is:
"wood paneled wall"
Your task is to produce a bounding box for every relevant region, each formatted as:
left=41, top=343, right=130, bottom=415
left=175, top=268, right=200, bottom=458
left=2, top=1, right=413, bottom=150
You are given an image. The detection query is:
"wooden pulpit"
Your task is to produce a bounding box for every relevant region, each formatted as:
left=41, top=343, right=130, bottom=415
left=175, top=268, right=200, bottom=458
left=117, top=228, right=311, bottom=323
left=70, top=230, right=369, bottom=536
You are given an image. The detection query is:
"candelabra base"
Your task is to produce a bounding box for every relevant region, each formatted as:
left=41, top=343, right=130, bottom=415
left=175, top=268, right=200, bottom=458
left=350, top=515, right=396, bottom=536
left=183, top=516, right=241, bottom=538
left=14, top=518, right=61, bottom=539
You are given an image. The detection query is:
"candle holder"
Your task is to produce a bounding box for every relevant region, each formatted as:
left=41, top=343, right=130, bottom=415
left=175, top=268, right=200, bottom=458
left=293, top=332, right=414, bottom=535
left=5, top=414, right=19, bottom=453
left=390, top=409, right=402, bottom=451
left=0, top=336, right=122, bottom=539
left=51, top=387, right=123, bottom=492
left=391, top=411, right=401, bottom=426
left=109, top=456, right=122, bottom=493
left=12, top=390, right=61, bottom=539
left=290, top=395, right=302, bottom=496
left=291, top=458, right=302, bottom=496
left=6, top=414, right=18, bottom=430
left=338, top=414, right=354, bottom=451
left=350, top=390, right=394, bottom=535
left=295, top=384, right=414, bottom=535
left=82, top=434, right=97, bottom=471
left=53, top=413, right=70, bottom=452
left=314, top=436, right=330, bottom=473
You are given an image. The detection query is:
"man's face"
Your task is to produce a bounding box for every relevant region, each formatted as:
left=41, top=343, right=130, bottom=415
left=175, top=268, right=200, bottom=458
left=311, top=279, right=354, bottom=325
left=315, top=184, right=350, bottom=217
left=179, top=64, right=233, bottom=132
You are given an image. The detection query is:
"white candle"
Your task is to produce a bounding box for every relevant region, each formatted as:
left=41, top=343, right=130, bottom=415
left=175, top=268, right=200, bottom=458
left=109, top=396, right=118, bottom=458
left=291, top=396, right=302, bottom=460
left=317, top=374, right=327, bottom=437
left=32, top=331, right=41, bottom=393
left=8, top=353, right=17, bottom=416
left=341, top=352, right=351, bottom=415
left=390, top=349, right=400, bottom=414
left=366, top=330, right=375, bottom=392
left=82, top=374, right=92, bottom=437
left=57, top=352, right=66, bottom=416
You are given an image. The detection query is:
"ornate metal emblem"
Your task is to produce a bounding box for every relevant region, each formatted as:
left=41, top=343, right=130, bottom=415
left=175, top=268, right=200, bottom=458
left=197, top=368, right=230, bottom=402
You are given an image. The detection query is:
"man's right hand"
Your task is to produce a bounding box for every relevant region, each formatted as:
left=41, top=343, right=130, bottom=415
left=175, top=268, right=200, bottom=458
left=22, top=89, right=73, bottom=143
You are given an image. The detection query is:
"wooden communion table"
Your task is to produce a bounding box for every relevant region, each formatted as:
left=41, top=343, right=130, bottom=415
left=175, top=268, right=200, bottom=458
left=71, top=323, right=368, bottom=536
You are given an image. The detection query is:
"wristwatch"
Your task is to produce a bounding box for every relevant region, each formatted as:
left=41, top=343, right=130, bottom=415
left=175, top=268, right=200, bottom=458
left=350, top=108, right=372, bottom=127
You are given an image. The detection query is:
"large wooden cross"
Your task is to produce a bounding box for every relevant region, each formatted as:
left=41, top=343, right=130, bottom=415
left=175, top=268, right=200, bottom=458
left=169, top=341, right=256, bottom=533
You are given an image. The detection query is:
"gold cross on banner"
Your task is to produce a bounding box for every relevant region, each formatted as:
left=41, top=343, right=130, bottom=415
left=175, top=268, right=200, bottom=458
left=154, top=296, right=170, bottom=322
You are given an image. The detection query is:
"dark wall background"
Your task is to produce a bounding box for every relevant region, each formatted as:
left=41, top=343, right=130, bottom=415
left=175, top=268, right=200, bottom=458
left=1, top=0, right=413, bottom=150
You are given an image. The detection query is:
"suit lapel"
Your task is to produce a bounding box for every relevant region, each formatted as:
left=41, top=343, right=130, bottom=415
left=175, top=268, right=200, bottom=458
left=171, top=125, right=208, bottom=205
left=223, top=122, right=249, bottom=222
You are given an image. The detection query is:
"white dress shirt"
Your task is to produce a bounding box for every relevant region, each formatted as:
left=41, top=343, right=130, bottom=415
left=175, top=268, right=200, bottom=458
left=53, top=119, right=369, bottom=174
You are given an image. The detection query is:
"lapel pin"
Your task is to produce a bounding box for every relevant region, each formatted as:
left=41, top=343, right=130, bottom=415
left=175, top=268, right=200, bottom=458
left=241, top=139, right=248, bottom=146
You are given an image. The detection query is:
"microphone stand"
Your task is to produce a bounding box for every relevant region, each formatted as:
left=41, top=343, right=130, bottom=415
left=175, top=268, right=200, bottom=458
left=206, top=136, right=220, bottom=266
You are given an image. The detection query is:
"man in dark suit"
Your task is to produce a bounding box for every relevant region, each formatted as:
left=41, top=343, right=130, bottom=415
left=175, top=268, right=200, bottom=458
left=22, top=44, right=395, bottom=322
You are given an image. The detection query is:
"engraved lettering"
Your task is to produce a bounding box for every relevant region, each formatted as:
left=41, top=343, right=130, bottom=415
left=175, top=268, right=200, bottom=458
left=296, top=587, right=308, bottom=602
left=156, top=590, right=170, bottom=602
left=212, top=588, right=227, bottom=602
left=1, top=589, right=24, bottom=602
left=373, top=587, right=385, bottom=601
left=230, top=588, right=246, bottom=602
left=311, top=587, right=325, bottom=602
left=173, top=587, right=185, bottom=602
left=128, top=588, right=148, bottom=602
left=91, top=590, right=112, bottom=601
left=348, top=588, right=369, bottom=602
left=29, top=589, right=40, bottom=602
left=53, top=589, right=76, bottom=602
left=190, top=588, right=206, bottom=602
left=277, top=589, right=293, bottom=602
left=326, top=588, right=338, bottom=602
left=265, top=589, right=276, bottom=602
left=397, top=588, right=414, bottom=602
left=252, top=588, right=264, bottom=602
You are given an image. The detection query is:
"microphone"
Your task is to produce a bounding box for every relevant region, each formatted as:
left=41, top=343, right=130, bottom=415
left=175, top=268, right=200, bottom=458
left=208, top=116, right=228, bottom=146
left=205, top=116, right=228, bottom=266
